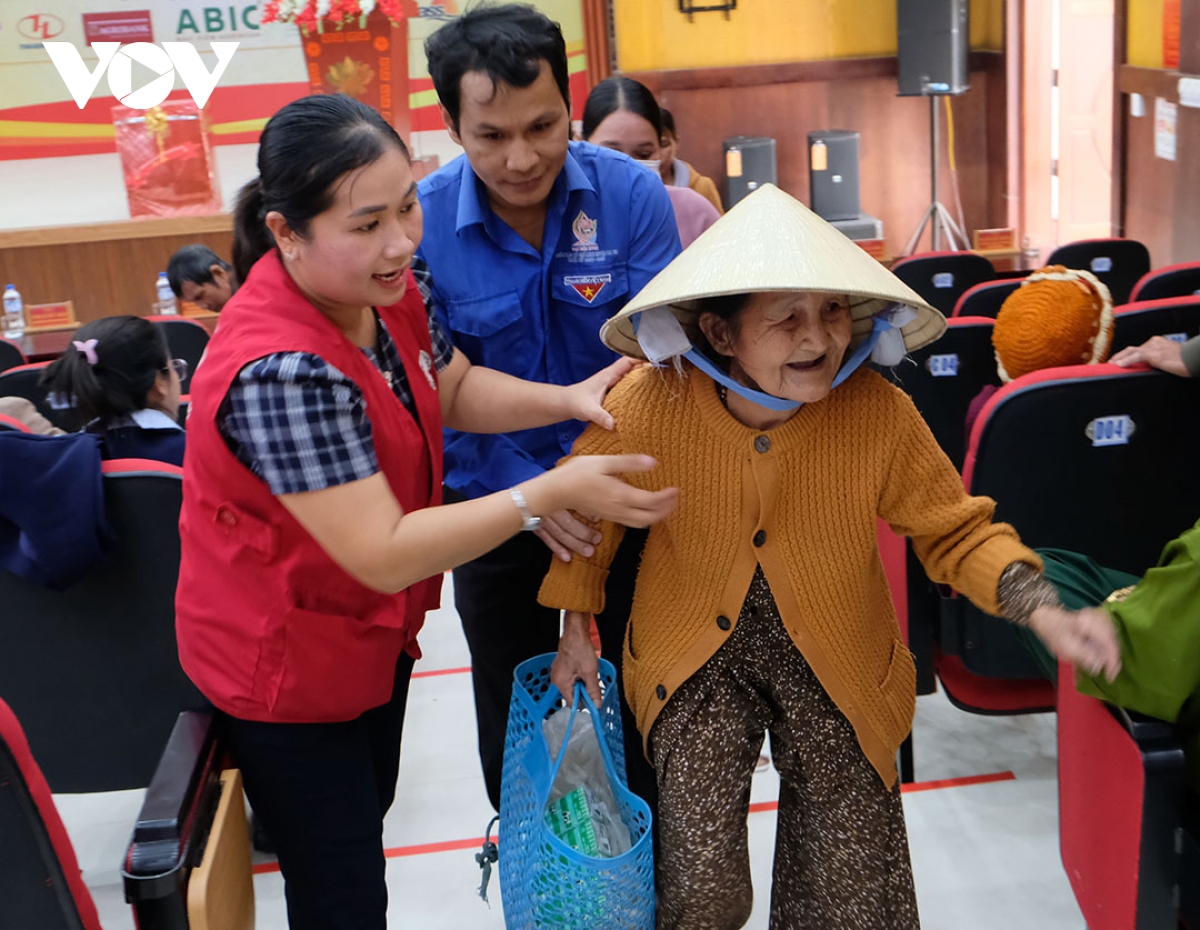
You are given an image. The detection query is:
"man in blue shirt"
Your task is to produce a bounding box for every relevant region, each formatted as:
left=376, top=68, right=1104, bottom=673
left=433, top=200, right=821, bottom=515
left=419, top=4, right=681, bottom=811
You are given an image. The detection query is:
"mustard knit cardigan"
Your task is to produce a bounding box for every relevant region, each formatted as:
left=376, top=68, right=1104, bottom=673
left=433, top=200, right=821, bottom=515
left=539, top=364, right=1040, bottom=787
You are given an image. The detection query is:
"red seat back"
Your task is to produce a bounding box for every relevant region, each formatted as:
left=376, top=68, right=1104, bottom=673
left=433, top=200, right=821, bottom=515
left=0, top=697, right=102, bottom=930
left=1058, top=661, right=1186, bottom=929
left=1111, top=296, right=1200, bottom=353
left=951, top=279, right=1022, bottom=318
left=1128, top=260, right=1200, bottom=303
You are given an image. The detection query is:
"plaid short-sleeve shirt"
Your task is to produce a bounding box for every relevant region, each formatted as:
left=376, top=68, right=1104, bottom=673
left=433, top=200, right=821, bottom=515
left=217, top=259, right=453, bottom=495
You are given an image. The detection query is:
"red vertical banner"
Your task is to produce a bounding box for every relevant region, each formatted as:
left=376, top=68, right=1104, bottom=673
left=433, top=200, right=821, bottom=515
left=1164, top=0, right=1181, bottom=69
left=581, top=0, right=612, bottom=92
left=302, top=8, right=415, bottom=146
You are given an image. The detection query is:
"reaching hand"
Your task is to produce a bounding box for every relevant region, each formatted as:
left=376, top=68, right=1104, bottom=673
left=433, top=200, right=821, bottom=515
left=1028, top=605, right=1122, bottom=682
left=1110, top=336, right=1190, bottom=377
left=550, top=611, right=603, bottom=706
left=560, top=357, right=641, bottom=431
left=527, top=454, right=678, bottom=532
left=535, top=510, right=602, bottom=563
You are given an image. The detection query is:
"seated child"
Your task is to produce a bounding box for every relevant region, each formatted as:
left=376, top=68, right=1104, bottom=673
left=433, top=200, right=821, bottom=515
left=965, top=264, right=1113, bottom=439
left=539, top=185, right=1121, bottom=930
left=40, top=316, right=186, bottom=466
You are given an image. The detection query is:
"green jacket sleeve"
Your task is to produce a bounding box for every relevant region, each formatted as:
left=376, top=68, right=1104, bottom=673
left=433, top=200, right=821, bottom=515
left=1181, top=335, right=1200, bottom=378
left=1076, top=519, right=1200, bottom=723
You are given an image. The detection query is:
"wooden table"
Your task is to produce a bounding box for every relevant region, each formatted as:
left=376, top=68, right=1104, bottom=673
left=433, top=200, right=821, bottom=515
left=6, top=327, right=78, bottom=363
left=4, top=315, right=217, bottom=364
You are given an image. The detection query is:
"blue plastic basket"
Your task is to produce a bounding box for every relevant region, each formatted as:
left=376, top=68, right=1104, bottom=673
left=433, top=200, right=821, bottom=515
left=499, top=653, right=655, bottom=929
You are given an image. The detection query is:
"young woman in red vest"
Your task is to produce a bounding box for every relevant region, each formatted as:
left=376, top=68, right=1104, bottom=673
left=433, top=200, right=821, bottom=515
left=174, top=94, right=678, bottom=930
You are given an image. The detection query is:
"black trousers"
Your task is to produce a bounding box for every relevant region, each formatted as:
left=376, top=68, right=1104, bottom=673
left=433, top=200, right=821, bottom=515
left=448, top=501, right=657, bottom=821
left=222, top=652, right=414, bottom=930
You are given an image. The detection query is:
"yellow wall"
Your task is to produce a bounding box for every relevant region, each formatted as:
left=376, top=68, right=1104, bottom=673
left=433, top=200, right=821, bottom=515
left=1127, top=0, right=1165, bottom=68
left=613, top=0, right=1004, bottom=72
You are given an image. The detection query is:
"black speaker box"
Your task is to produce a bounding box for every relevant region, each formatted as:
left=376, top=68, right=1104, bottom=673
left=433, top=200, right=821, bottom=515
left=723, top=136, right=777, bottom=208
left=897, top=0, right=970, bottom=96
left=807, top=130, right=861, bottom=221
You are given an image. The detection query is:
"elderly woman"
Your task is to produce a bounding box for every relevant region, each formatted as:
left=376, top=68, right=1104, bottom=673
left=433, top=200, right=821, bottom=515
left=541, top=185, right=1122, bottom=930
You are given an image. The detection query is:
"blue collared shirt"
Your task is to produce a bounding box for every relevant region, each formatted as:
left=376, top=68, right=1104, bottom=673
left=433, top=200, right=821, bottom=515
left=417, top=142, right=682, bottom=498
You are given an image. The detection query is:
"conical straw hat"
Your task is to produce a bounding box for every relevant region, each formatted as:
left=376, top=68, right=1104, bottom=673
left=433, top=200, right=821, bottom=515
left=602, top=184, right=946, bottom=360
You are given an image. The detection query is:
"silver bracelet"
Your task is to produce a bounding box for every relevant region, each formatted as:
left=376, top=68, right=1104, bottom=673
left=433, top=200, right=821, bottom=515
left=509, top=487, right=541, bottom=533
left=997, top=562, right=1061, bottom=627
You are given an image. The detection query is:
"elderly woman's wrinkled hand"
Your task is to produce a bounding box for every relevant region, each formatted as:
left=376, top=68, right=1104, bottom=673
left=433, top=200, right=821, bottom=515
left=1028, top=604, right=1122, bottom=682
left=550, top=611, right=603, bottom=707
left=1110, top=336, right=1189, bottom=377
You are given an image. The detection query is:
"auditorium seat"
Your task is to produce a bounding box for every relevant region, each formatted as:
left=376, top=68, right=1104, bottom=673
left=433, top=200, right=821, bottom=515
left=937, top=365, right=1200, bottom=712
left=951, top=279, right=1022, bottom=318
left=122, top=710, right=255, bottom=930
left=146, top=316, right=209, bottom=394
left=0, top=412, right=32, bottom=431
left=0, top=698, right=253, bottom=930
left=1128, top=260, right=1200, bottom=303
left=0, top=696, right=102, bottom=930
left=0, top=459, right=203, bottom=793
left=1057, top=661, right=1195, bottom=930
left=0, top=338, right=26, bottom=374
left=0, top=361, right=85, bottom=433
left=1111, top=296, right=1200, bottom=352
left=891, top=251, right=995, bottom=316
left=1046, top=238, right=1150, bottom=305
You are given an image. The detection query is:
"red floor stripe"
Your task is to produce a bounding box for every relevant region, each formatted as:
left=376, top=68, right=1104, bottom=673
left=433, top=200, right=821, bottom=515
left=899, top=769, right=1016, bottom=794
left=411, top=665, right=472, bottom=679
left=746, top=769, right=1016, bottom=815
left=250, top=770, right=1018, bottom=875
left=252, top=836, right=488, bottom=874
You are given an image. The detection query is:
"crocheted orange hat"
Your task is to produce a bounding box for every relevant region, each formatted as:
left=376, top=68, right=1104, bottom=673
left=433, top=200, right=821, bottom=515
left=992, top=265, right=1114, bottom=382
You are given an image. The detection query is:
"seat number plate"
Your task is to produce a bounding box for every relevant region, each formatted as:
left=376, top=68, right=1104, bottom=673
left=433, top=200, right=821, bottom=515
left=926, top=353, right=959, bottom=377
left=1086, top=415, right=1135, bottom=447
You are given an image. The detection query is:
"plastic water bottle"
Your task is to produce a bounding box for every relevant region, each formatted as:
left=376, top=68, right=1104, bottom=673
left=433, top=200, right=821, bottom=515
left=2, top=284, right=24, bottom=339
left=156, top=271, right=177, bottom=315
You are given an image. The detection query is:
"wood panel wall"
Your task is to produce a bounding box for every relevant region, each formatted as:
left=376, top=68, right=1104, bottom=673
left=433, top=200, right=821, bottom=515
left=628, top=52, right=1007, bottom=259
left=1118, top=65, right=1178, bottom=267
left=0, top=216, right=232, bottom=324
left=1115, top=0, right=1200, bottom=268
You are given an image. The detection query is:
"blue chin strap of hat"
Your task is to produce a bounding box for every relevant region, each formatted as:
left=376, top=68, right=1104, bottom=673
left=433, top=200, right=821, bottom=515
left=634, top=312, right=893, bottom=412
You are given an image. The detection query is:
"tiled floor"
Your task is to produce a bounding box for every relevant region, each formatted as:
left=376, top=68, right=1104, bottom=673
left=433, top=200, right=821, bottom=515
left=62, top=574, right=1086, bottom=929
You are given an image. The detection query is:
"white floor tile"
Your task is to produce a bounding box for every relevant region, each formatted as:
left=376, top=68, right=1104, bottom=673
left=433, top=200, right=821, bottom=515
left=52, top=573, right=1088, bottom=928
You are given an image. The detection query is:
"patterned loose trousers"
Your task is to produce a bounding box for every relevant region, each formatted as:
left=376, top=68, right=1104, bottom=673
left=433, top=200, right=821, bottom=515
left=649, top=568, right=921, bottom=930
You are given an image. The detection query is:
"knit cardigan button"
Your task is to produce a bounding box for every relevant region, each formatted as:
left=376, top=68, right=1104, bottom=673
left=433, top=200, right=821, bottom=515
left=754, top=435, right=771, bottom=453
left=655, top=684, right=667, bottom=700
left=717, top=615, right=731, bottom=631
left=753, top=529, right=767, bottom=547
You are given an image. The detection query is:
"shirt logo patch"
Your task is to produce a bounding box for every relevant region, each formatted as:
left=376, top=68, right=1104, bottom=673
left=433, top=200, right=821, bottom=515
left=571, top=210, right=599, bottom=251
left=418, top=349, right=437, bottom=390
left=564, top=274, right=611, bottom=303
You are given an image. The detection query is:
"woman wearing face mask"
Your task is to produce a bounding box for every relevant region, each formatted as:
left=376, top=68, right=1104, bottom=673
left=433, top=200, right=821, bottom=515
left=658, top=106, right=725, bottom=215
left=582, top=76, right=720, bottom=248
left=542, top=185, right=1122, bottom=929
left=174, top=94, right=677, bottom=930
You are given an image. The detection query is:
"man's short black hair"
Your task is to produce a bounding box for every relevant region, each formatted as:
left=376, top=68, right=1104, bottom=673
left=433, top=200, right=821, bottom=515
left=425, top=3, right=570, bottom=132
left=166, top=244, right=231, bottom=299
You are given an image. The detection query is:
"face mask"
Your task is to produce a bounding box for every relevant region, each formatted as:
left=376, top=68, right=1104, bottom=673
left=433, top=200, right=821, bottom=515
left=635, top=159, right=662, bottom=175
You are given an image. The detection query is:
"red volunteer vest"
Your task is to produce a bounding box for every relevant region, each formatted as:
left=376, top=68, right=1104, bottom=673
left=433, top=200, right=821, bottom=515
left=176, top=251, right=443, bottom=722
